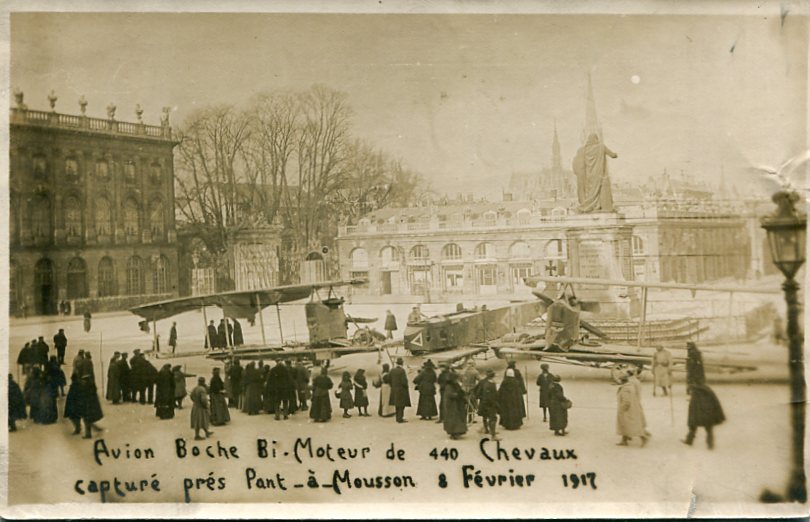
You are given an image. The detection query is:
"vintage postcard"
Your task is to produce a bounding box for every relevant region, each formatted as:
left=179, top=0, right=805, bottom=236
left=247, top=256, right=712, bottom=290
left=2, top=1, right=808, bottom=518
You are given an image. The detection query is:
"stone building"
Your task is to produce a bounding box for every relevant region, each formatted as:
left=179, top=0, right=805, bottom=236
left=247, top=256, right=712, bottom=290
left=335, top=199, right=750, bottom=302
left=9, top=91, right=180, bottom=315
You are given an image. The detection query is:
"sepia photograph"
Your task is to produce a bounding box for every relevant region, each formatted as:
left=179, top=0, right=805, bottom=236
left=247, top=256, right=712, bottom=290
left=1, top=1, right=808, bottom=518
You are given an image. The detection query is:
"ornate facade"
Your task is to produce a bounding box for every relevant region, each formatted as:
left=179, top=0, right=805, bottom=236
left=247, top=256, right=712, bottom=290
left=9, top=92, right=180, bottom=315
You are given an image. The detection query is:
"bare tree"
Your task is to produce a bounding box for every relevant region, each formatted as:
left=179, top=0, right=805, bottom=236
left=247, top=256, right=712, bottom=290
left=175, top=105, right=253, bottom=286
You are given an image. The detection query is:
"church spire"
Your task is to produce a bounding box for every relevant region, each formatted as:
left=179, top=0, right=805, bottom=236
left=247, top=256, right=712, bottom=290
left=583, top=71, right=602, bottom=143
left=551, top=119, right=562, bottom=171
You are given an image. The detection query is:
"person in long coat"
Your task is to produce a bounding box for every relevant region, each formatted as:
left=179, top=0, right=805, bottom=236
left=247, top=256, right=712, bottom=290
left=47, top=355, right=67, bottom=397
left=548, top=375, right=570, bottom=436
left=169, top=322, right=178, bottom=353
left=241, top=363, right=263, bottom=415
left=373, top=364, right=395, bottom=418
left=536, top=364, right=553, bottom=422
left=652, top=346, right=673, bottom=396
left=9, top=374, right=27, bottom=431
left=75, top=355, right=104, bottom=439
left=310, top=366, right=333, bottom=422
left=16, top=342, right=35, bottom=377
left=353, top=369, right=370, bottom=416
left=294, top=359, right=310, bottom=411
left=173, top=365, right=194, bottom=409
left=228, top=359, right=243, bottom=408
left=498, top=369, right=525, bottom=430
left=388, top=358, right=411, bottom=423
left=218, top=320, right=228, bottom=349
left=209, top=368, right=231, bottom=426
left=267, top=361, right=292, bottom=419
left=190, top=377, right=213, bottom=440
left=384, top=310, right=398, bottom=340
left=414, top=361, right=438, bottom=420
left=628, top=367, right=650, bottom=437
left=261, top=363, right=275, bottom=414
left=118, top=353, right=132, bottom=402
left=284, top=360, right=299, bottom=415
left=53, top=329, right=68, bottom=365
left=338, top=371, right=355, bottom=418
left=474, top=369, right=500, bottom=439
left=154, top=364, right=176, bottom=420
left=206, top=320, right=218, bottom=349
left=106, top=353, right=121, bottom=403
left=682, top=383, right=725, bottom=449
left=442, top=373, right=467, bottom=439
left=461, top=361, right=480, bottom=424
left=24, top=368, right=46, bottom=424
left=436, top=364, right=451, bottom=422
left=616, top=374, right=648, bottom=447
left=504, top=361, right=527, bottom=419
left=232, top=319, right=244, bottom=346
left=686, top=342, right=706, bottom=394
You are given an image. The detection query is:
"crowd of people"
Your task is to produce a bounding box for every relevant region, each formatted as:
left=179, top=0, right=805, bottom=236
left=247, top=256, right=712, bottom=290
left=9, top=329, right=725, bottom=451
left=204, top=318, right=245, bottom=350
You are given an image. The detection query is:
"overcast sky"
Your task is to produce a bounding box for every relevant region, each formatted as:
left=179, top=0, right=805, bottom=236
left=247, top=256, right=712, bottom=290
left=10, top=12, right=808, bottom=196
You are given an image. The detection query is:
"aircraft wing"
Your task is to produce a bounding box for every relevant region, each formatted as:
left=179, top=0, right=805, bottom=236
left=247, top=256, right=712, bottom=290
left=130, top=279, right=367, bottom=322
left=494, top=345, right=758, bottom=373
left=428, top=345, right=490, bottom=365
left=206, top=344, right=379, bottom=362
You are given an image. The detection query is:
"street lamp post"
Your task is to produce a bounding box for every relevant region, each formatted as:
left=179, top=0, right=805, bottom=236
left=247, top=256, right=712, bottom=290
left=760, top=190, right=807, bottom=503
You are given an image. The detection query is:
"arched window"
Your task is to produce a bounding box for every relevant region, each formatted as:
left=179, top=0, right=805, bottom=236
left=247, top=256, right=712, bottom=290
left=150, top=162, right=162, bottom=184
left=474, top=242, right=495, bottom=260
left=33, top=155, right=47, bottom=177
left=124, top=198, right=140, bottom=238
left=153, top=255, right=169, bottom=294
left=66, top=257, right=87, bottom=299
left=509, top=241, right=531, bottom=259
left=149, top=199, right=165, bottom=240
left=632, top=235, right=645, bottom=255
left=30, top=194, right=52, bottom=239
left=124, top=161, right=137, bottom=182
left=65, top=158, right=79, bottom=178
left=442, top=243, right=463, bottom=261
left=482, top=210, right=497, bottom=226
left=409, top=244, right=429, bottom=261
left=95, top=197, right=113, bottom=237
left=127, top=256, right=144, bottom=295
left=63, top=196, right=82, bottom=238
left=98, top=257, right=116, bottom=297
left=95, top=160, right=109, bottom=179
left=545, top=239, right=565, bottom=259
left=350, top=248, right=369, bottom=269
left=516, top=208, right=531, bottom=225
left=380, top=246, right=400, bottom=268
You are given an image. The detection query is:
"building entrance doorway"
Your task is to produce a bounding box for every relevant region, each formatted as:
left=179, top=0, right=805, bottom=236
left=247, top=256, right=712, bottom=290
left=34, top=258, right=56, bottom=315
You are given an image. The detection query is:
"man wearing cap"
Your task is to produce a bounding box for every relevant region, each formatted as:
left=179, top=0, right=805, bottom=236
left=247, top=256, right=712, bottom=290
left=53, top=329, right=68, bottom=365
left=388, top=358, right=411, bottom=423
left=536, top=363, right=553, bottom=422
left=407, top=306, right=426, bottom=325
left=106, top=352, right=121, bottom=404
left=474, top=369, right=500, bottom=440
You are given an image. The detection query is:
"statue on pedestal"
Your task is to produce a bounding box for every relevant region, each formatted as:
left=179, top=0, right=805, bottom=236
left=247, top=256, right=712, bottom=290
left=573, top=133, right=617, bottom=213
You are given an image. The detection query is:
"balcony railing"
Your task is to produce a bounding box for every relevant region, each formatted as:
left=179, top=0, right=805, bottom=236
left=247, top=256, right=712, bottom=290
left=11, top=108, right=174, bottom=141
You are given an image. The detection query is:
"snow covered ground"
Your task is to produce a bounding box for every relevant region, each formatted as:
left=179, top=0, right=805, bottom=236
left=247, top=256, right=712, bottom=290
left=5, top=300, right=800, bottom=516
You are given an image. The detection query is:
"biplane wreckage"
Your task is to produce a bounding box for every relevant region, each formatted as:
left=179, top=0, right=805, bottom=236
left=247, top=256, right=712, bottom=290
left=129, top=279, right=383, bottom=364
left=398, top=274, right=779, bottom=378
left=487, top=275, right=781, bottom=381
